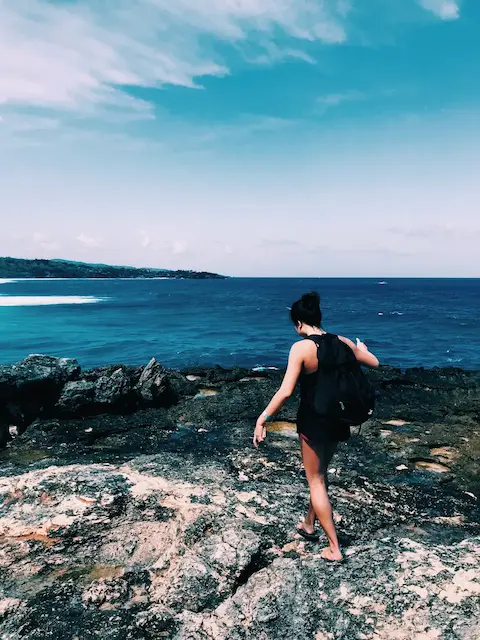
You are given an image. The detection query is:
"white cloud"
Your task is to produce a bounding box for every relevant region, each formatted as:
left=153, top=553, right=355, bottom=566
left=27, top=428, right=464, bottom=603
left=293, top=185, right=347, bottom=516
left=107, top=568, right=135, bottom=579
left=387, top=224, right=479, bottom=239
left=77, top=232, right=104, bottom=248
left=316, top=90, right=366, bottom=115
left=33, top=232, right=49, bottom=244
left=146, top=0, right=347, bottom=44
left=0, top=0, right=348, bottom=120
left=32, top=231, right=61, bottom=252
left=418, top=0, right=460, bottom=20
left=317, top=91, right=364, bottom=107
left=172, top=241, right=188, bottom=255
left=0, top=112, right=59, bottom=133
left=139, top=230, right=152, bottom=249
left=186, top=115, right=297, bottom=147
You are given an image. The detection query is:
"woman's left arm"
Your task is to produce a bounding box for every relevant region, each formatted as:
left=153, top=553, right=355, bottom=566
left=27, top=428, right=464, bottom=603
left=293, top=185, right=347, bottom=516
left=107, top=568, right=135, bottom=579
left=253, top=342, right=304, bottom=448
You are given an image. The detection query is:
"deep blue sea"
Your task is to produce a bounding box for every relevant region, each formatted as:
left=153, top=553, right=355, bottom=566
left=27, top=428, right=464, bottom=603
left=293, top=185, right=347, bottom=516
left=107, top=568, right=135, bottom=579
left=0, top=278, right=479, bottom=371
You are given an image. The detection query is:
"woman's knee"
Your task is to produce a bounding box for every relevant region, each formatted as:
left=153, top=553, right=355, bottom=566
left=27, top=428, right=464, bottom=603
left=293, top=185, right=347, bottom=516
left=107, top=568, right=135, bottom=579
left=308, top=472, right=327, bottom=487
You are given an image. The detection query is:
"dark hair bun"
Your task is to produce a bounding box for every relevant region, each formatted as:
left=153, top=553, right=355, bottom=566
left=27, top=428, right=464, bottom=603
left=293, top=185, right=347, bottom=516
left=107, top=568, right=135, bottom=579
left=301, top=292, right=320, bottom=308
left=290, top=291, right=322, bottom=327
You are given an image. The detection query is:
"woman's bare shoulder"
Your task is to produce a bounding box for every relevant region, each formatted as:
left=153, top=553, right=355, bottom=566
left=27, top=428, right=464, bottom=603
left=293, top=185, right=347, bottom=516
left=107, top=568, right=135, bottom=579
left=290, top=339, right=314, bottom=356
left=338, top=335, right=355, bottom=349
left=290, top=339, right=307, bottom=352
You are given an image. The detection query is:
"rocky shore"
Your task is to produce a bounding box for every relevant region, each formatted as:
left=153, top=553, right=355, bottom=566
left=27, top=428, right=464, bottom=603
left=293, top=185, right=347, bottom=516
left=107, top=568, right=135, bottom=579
left=0, top=355, right=479, bottom=639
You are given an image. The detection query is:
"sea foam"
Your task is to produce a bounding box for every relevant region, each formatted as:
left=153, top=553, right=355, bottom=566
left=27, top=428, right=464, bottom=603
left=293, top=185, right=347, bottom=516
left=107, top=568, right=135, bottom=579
left=0, top=296, right=105, bottom=307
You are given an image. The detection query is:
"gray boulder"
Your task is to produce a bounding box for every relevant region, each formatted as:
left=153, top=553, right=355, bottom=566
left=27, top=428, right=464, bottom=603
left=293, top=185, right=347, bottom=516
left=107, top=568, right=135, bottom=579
left=0, top=355, right=81, bottom=429
left=94, top=368, right=132, bottom=406
left=56, top=379, right=96, bottom=415
left=9, top=354, right=79, bottom=387
left=0, top=368, right=16, bottom=403
left=0, top=354, right=80, bottom=399
left=53, top=361, right=170, bottom=418
left=0, top=420, right=9, bottom=448
left=52, top=361, right=170, bottom=419
left=135, top=358, right=169, bottom=405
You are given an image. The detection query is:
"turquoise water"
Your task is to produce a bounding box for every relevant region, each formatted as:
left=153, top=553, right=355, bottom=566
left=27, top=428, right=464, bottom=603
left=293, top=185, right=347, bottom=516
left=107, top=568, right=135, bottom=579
left=0, top=278, right=478, bottom=370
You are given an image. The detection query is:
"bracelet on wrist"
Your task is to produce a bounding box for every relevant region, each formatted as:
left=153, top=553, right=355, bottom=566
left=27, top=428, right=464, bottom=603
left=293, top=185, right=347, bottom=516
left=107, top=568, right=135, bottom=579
left=262, top=412, right=271, bottom=421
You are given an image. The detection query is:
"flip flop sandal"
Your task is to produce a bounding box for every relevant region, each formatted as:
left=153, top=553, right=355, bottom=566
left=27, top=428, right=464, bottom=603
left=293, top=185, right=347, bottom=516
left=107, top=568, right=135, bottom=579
left=297, top=526, right=320, bottom=542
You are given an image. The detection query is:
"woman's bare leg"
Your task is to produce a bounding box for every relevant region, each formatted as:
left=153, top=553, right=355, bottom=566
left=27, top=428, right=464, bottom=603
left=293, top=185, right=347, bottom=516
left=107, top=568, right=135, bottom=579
left=298, top=499, right=316, bottom=534
left=300, top=438, right=342, bottom=561
left=298, top=462, right=332, bottom=533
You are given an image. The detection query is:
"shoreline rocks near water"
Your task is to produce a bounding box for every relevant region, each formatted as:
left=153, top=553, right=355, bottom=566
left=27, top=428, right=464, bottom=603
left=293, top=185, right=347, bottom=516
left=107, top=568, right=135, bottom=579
left=0, top=355, right=479, bottom=639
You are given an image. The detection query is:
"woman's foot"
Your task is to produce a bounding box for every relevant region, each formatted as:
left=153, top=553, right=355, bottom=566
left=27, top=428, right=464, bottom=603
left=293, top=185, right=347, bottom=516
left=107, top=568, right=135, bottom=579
left=297, top=521, right=320, bottom=541
left=320, top=546, right=343, bottom=562
left=297, top=519, right=315, bottom=535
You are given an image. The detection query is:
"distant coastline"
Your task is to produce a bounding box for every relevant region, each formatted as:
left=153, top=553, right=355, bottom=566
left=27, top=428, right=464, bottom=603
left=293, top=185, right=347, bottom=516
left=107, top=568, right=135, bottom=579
left=0, top=257, right=226, bottom=280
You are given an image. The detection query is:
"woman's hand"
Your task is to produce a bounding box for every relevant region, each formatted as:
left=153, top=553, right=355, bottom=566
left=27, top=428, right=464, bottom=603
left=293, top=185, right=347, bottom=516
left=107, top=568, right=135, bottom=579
left=253, top=342, right=304, bottom=449
left=355, top=338, right=368, bottom=352
left=253, top=418, right=267, bottom=448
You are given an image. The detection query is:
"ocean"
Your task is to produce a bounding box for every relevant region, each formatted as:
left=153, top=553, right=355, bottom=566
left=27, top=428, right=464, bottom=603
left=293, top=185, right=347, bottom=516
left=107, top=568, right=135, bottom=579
left=0, top=278, right=478, bottom=371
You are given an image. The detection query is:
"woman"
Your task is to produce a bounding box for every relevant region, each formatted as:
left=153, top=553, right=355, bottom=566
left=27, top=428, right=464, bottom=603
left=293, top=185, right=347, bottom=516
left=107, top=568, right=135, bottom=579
left=253, top=292, right=379, bottom=562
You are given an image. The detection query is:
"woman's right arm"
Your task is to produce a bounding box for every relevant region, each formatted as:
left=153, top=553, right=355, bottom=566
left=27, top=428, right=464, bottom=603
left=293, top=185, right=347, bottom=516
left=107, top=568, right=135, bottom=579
left=338, top=336, right=380, bottom=368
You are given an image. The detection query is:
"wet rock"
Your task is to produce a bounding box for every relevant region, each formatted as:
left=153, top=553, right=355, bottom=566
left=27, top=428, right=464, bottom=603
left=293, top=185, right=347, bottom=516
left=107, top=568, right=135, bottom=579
left=94, top=368, right=132, bottom=406
left=412, top=458, right=452, bottom=473
left=56, top=368, right=137, bottom=417
left=168, top=371, right=199, bottom=399
left=0, top=355, right=80, bottom=395
left=16, top=409, right=175, bottom=455
left=56, top=379, right=96, bottom=415
left=0, top=420, right=9, bottom=448
left=371, top=366, right=480, bottom=422
left=135, top=358, right=169, bottom=405
left=0, top=357, right=179, bottom=446
left=0, top=355, right=80, bottom=428
left=182, top=365, right=262, bottom=385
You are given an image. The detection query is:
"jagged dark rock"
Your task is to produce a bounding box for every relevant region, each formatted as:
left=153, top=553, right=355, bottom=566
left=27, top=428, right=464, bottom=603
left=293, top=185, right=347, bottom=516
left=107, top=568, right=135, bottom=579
left=134, top=358, right=169, bottom=405
left=56, top=379, right=97, bottom=415
left=0, top=421, right=8, bottom=449
left=0, top=355, right=175, bottom=429
left=0, top=355, right=81, bottom=437
left=94, top=368, right=132, bottom=406
left=0, top=357, right=479, bottom=639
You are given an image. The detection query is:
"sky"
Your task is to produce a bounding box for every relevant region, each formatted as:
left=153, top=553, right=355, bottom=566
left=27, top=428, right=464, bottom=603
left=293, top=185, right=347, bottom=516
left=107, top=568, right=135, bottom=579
left=1, top=0, right=479, bottom=277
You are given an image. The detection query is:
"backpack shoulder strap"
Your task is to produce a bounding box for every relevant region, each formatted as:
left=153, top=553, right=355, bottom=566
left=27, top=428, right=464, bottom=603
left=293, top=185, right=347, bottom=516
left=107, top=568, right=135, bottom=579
left=306, top=334, right=337, bottom=368
left=305, top=333, right=334, bottom=345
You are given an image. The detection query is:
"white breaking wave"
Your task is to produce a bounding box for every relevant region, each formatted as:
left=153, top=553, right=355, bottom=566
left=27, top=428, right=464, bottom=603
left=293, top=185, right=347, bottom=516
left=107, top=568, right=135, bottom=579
left=0, top=279, right=17, bottom=285
left=0, top=296, right=105, bottom=307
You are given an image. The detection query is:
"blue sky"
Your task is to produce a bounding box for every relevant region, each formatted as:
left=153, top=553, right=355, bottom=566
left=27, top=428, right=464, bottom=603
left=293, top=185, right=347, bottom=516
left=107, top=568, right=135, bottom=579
left=1, top=0, right=479, bottom=276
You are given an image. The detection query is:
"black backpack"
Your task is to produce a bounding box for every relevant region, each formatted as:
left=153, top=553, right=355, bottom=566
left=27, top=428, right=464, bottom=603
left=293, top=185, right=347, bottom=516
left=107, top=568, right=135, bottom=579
left=307, top=334, right=375, bottom=428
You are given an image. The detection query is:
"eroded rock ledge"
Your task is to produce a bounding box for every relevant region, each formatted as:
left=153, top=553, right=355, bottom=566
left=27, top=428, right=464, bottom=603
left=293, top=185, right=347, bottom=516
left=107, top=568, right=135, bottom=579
left=0, top=356, right=479, bottom=639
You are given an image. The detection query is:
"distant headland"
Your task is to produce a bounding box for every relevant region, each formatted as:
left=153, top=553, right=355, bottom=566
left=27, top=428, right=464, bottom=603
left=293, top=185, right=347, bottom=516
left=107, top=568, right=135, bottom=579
left=0, top=257, right=226, bottom=280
